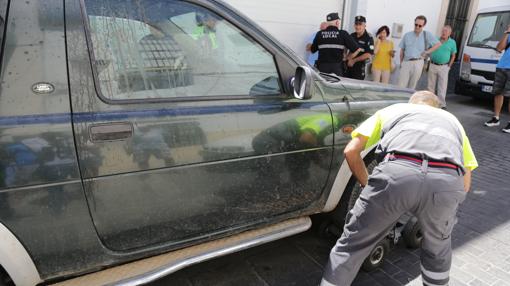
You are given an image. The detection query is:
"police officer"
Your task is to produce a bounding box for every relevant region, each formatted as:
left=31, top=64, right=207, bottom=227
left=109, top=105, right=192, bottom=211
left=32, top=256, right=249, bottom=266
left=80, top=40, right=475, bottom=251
left=320, top=91, right=478, bottom=286
left=308, top=12, right=359, bottom=77
left=345, top=16, right=374, bottom=80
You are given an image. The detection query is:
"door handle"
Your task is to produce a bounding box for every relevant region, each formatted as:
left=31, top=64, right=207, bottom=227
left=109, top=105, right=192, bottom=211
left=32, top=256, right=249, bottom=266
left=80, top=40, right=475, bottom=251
left=89, top=122, right=133, bottom=142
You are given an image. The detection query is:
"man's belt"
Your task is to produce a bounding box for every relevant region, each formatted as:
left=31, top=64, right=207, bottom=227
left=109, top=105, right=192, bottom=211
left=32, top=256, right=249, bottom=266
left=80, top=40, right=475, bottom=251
left=431, top=61, right=448, bottom=66
left=386, top=153, right=459, bottom=170
left=407, top=58, right=422, bottom=61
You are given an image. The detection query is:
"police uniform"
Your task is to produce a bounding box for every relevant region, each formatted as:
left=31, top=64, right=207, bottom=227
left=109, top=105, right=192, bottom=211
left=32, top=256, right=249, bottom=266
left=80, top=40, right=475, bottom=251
left=310, top=13, right=359, bottom=77
left=320, top=103, right=478, bottom=286
left=344, top=16, right=374, bottom=80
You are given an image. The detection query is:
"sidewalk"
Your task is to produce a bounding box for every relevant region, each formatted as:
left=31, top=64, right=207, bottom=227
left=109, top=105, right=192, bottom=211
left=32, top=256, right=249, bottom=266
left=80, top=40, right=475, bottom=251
left=156, top=85, right=510, bottom=286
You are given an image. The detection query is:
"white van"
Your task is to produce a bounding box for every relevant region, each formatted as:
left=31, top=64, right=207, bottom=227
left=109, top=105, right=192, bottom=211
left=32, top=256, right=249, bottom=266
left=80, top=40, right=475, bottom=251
left=456, top=5, right=510, bottom=97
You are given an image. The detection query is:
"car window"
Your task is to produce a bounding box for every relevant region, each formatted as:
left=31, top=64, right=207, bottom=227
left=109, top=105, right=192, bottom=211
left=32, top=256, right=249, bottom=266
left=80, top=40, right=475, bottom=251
left=83, top=0, right=281, bottom=101
left=468, top=11, right=510, bottom=49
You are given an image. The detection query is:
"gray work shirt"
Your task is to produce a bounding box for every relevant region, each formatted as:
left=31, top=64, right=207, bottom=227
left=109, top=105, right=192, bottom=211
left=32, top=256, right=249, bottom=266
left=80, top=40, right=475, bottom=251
left=352, top=103, right=478, bottom=171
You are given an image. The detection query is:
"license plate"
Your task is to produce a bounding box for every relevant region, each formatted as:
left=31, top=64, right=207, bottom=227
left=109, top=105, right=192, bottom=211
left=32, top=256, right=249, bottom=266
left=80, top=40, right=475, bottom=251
left=481, top=85, right=493, bottom=93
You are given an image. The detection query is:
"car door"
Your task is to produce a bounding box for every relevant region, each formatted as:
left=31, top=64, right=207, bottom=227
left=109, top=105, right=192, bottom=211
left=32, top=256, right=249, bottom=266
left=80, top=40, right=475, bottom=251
left=68, top=0, right=336, bottom=252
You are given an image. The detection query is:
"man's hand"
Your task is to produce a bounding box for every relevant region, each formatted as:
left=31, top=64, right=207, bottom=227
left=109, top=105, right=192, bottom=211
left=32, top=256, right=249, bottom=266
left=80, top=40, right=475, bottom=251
left=306, top=43, right=312, bottom=52
left=347, top=58, right=356, bottom=67
left=344, top=135, right=369, bottom=187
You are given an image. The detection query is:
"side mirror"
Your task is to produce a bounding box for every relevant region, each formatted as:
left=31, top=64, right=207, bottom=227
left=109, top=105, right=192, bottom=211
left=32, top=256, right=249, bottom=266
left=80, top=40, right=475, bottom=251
left=292, top=66, right=313, bottom=100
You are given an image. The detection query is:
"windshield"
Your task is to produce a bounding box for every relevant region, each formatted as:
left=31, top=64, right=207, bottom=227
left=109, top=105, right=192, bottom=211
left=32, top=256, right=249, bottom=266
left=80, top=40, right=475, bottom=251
left=467, top=10, right=510, bottom=49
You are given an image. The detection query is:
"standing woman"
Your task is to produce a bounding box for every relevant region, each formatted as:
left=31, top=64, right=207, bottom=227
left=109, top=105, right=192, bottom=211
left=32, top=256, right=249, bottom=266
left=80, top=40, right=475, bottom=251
left=372, top=26, right=395, bottom=84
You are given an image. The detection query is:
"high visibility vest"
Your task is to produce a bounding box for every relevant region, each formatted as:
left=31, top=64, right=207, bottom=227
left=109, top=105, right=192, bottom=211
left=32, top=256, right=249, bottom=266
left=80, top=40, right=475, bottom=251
left=191, top=26, right=218, bottom=49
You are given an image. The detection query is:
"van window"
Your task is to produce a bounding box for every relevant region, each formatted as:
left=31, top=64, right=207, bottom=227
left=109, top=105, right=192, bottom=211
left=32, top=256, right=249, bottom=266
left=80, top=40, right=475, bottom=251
left=468, top=11, right=510, bottom=49
left=83, top=0, right=281, bottom=101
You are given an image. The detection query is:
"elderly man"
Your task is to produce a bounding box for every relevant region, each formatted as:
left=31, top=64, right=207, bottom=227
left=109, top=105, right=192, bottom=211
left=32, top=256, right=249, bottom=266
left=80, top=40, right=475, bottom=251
left=308, top=12, right=360, bottom=77
left=428, top=25, right=457, bottom=109
left=398, top=16, right=441, bottom=89
left=320, top=91, right=478, bottom=286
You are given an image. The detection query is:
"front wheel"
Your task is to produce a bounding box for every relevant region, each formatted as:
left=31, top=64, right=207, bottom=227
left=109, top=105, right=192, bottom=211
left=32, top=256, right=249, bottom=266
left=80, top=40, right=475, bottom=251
left=344, top=156, right=379, bottom=225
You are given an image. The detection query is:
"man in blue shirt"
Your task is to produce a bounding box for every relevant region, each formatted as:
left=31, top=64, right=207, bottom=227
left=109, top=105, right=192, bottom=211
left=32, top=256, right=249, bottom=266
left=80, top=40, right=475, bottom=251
left=484, top=25, right=510, bottom=133
left=398, top=15, right=441, bottom=89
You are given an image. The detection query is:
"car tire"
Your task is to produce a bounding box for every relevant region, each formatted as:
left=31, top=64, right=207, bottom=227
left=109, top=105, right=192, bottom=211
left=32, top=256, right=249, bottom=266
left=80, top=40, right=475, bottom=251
left=344, top=155, right=379, bottom=225
left=0, top=269, right=13, bottom=286
left=361, top=239, right=390, bottom=272
left=454, top=79, right=466, bottom=96
left=402, top=217, right=423, bottom=249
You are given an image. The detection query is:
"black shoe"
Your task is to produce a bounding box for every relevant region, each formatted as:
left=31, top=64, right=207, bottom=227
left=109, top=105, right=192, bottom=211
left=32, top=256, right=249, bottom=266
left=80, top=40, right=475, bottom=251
left=503, top=122, right=510, bottom=133
left=485, top=117, right=500, bottom=127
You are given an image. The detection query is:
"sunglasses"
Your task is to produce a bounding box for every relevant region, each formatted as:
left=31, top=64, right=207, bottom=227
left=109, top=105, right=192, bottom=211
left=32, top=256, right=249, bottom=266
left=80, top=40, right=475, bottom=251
left=415, top=24, right=423, bottom=28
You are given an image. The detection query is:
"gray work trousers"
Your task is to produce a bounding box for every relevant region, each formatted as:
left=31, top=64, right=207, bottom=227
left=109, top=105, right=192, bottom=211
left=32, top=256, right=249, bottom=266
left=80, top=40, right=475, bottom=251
left=321, top=158, right=466, bottom=286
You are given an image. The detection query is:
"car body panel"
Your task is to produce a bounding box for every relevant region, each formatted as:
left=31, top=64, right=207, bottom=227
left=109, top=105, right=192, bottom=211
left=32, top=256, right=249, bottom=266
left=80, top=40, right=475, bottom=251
left=0, top=0, right=412, bottom=283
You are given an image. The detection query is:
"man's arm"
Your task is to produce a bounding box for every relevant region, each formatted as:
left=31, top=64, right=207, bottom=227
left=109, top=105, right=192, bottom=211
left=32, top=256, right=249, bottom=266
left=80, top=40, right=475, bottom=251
left=463, top=168, right=472, bottom=193
left=344, top=135, right=369, bottom=187
left=400, top=48, right=405, bottom=64
left=448, top=53, right=456, bottom=68
left=426, top=42, right=441, bottom=54
left=496, top=25, right=510, bottom=52
left=348, top=52, right=371, bottom=67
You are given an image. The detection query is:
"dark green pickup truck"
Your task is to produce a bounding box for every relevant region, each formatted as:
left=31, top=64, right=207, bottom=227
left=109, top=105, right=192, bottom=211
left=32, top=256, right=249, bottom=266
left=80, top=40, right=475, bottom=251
left=0, top=0, right=411, bottom=285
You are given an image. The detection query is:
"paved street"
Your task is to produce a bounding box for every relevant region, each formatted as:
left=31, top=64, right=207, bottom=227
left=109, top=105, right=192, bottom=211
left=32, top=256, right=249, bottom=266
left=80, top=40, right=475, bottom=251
left=154, top=76, right=510, bottom=286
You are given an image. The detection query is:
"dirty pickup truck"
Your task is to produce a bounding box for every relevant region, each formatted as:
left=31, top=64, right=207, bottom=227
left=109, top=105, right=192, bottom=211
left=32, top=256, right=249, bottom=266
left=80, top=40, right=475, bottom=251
left=0, top=0, right=411, bottom=285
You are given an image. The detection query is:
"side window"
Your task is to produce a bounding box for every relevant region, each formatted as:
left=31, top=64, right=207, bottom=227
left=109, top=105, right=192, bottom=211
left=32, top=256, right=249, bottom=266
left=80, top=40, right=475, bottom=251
left=83, top=0, right=281, bottom=101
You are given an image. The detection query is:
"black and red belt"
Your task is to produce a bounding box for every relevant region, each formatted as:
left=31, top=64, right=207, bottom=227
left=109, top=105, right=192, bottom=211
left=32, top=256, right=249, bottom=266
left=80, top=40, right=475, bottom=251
left=386, top=154, right=459, bottom=170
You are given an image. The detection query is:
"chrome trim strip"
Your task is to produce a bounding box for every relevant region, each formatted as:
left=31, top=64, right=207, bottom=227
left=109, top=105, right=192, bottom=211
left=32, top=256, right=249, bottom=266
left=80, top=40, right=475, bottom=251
left=0, top=179, right=82, bottom=193
left=109, top=217, right=311, bottom=286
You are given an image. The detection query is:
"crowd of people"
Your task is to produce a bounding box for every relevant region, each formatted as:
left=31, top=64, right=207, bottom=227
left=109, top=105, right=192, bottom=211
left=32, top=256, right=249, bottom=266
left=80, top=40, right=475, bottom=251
left=305, top=13, right=458, bottom=109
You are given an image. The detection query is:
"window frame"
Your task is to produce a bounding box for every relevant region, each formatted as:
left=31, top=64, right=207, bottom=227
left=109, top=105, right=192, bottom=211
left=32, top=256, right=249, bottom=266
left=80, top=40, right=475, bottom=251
left=79, top=0, right=286, bottom=105
left=0, top=0, right=10, bottom=73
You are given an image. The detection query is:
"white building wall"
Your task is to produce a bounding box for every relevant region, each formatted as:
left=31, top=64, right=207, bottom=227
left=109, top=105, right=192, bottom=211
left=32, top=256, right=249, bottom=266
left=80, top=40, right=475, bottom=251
left=344, top=0, right=445, bottom=84
left=223, top=0, right=344, bottom=60
left=477, top=0, right=510, bottom=10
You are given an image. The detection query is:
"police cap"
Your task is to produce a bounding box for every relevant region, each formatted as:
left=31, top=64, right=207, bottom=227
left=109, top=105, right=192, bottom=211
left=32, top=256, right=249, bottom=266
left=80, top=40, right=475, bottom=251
left=327, top=12, right=340, bottom=22
left=354, top=15, right=366, bottom=24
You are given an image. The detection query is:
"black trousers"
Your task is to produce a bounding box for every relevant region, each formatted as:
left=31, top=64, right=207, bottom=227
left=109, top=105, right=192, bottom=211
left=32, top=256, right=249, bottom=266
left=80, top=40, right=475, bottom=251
left=345, top=64, right=366, bottom=80
left=317, top=62, right=343, bottom=77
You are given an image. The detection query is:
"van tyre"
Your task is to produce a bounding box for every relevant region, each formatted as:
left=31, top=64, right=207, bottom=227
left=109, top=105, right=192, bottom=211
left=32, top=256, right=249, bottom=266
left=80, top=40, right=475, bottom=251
left=402, top=217, right=423, bottom=249
left=362, top=239, right=389, bottom=272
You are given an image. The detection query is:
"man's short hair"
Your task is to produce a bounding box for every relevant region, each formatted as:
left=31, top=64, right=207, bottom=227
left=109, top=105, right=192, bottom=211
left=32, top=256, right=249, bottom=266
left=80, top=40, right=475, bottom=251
left=415, top=15, right=427, bottom=25
left=443, top=25, right=452, bottom=31
left=409, top=91, right=440, bottom=108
